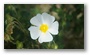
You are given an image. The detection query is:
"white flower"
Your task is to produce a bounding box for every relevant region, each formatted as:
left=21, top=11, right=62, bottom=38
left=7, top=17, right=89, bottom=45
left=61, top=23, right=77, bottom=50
left=28, top=13, right=59, bottom=43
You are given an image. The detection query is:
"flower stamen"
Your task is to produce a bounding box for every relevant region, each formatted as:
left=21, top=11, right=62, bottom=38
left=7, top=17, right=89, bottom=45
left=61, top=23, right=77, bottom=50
left=40, top=24, right=48, bottom=33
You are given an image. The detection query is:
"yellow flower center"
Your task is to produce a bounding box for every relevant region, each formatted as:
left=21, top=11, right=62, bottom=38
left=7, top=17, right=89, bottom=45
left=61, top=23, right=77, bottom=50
left=40, top=24, right=48, bottom=33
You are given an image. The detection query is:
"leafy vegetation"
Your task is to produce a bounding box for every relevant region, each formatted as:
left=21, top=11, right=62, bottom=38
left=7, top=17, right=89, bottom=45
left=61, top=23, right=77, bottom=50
left=4, top=4, right=84, bottom=49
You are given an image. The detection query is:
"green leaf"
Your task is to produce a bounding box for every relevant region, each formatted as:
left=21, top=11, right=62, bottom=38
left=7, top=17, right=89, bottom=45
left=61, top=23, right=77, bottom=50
left=16, top=41, right=23, bottom=49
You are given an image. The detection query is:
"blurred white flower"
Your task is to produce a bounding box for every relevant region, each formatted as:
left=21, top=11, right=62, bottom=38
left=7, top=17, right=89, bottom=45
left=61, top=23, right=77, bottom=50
left=28, top=13, right=59, bottom=43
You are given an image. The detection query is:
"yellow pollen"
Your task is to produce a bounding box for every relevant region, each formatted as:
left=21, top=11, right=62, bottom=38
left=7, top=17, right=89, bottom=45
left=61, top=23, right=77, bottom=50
left=40, top=24, right=48, bottom=33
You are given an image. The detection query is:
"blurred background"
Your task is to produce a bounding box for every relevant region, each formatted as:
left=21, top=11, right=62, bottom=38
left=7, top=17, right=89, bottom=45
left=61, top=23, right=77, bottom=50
left=4, top=4, right=84, bottom=49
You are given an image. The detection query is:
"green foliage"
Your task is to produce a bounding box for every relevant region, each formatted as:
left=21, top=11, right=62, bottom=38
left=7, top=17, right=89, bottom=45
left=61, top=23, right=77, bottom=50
left=16, top=41, right=23, bottom=49
left=4, top=4, right=84, bottom=49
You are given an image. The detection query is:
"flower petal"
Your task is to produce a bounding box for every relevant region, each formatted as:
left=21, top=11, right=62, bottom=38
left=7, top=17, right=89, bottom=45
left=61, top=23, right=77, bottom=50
left=42, top=13, right=55, bottom=27
left=48, top=21, right=59, bottom=35
left=30, top=14, right=43, bottom=26
left=28, top=26, right=40, bottom=40
left=38, top=32, right=53, bottom=43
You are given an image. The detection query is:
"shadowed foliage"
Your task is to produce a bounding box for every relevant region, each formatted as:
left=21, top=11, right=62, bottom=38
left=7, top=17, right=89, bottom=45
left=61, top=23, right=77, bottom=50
left=4, top=4, right=84, bottom=49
